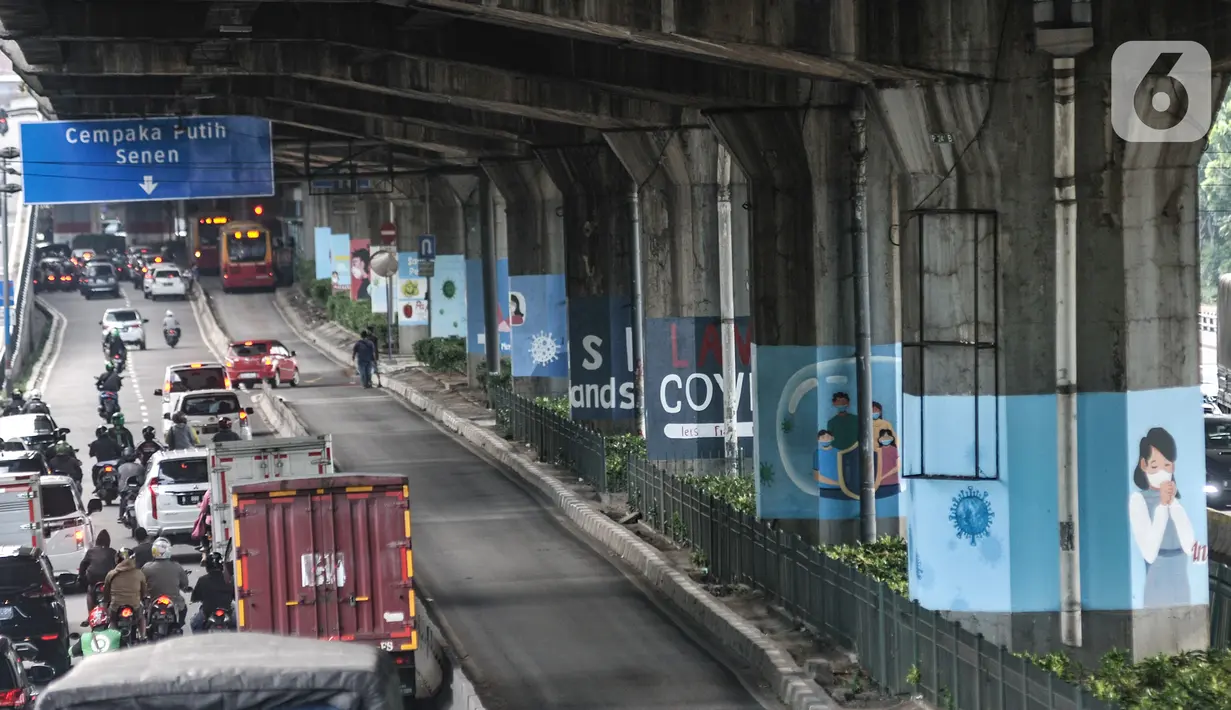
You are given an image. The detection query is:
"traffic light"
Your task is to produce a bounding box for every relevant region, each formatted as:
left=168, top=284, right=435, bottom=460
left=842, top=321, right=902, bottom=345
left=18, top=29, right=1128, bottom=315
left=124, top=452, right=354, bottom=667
left=253, top=205, right=264, bottom=216
left=0, top=109, right=10, bottom=136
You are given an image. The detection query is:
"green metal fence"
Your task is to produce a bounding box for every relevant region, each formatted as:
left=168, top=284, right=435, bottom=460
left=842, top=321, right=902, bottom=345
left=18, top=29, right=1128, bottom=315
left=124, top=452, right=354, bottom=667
left=486, top=387, right=1231, bottom=708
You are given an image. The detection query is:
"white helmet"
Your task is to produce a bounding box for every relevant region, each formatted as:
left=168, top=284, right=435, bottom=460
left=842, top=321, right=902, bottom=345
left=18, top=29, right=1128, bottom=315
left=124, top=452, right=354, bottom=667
left=26, top=389, right=40, bottom=401
left=165, top=310, right=174, bottom=317
left=151, top=537, right=173, bottom=559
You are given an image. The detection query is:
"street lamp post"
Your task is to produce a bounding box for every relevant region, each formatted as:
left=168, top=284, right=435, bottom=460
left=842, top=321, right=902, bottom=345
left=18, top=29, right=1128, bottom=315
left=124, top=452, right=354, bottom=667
left=0, top=146, right=22, bottom=394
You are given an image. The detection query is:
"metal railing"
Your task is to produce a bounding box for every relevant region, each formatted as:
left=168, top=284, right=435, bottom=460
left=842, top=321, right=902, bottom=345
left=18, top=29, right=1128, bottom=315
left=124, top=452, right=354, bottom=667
left=1212, top=560, right=1231, bottom=650
left=488, top=386, right=608, bottom=493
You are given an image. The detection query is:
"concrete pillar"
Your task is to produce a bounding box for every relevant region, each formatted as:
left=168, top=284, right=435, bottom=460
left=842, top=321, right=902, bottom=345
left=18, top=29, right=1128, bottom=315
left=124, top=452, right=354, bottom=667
left=710, top=88, right=902, bottom=545
left=537, top=143, right=635, bottom=432
left=871, top=16, right=1219, bottom=661
left=423, top=177, right=468, bottom=345
left=605, top=123, right=755, bottom=462
left=448, top=174, right=510, bottom=385
left=486, top=161, right=568, bottom=397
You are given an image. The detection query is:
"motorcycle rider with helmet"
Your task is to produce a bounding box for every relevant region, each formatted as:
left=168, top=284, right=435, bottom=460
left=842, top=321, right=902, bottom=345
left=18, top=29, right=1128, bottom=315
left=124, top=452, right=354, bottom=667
left=48, top=441, right=83, bottom=486
left=212, top=416, right=241, bottom=443
left=164, top=412, right=201, bottom=450
left=116, top=448, right=143, bottom=523
left=190, top=552, right=236, bottom=632
left=162, top=310, right=180, bottom=333
left=96, top=363, right=122, bottom=393
left=88, top=425, right=122, bottom=465
left=135, top=425, right=162, bottom=466
left=109, top=412, right=136, bottom=451
left=103, top=327, right=126, bottom=359
left=71, top=607, right=123, bottom=657
left=102, top=547, right=147, bottom=638
left=22, top=389, right=49, bottom=415
left=142, top=537, right=191, bottom=628
left=0, top=390, right=24, bottom=416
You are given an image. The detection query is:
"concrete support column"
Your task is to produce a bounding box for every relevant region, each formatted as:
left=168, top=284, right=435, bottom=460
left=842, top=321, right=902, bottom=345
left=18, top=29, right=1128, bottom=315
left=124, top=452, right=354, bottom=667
left=604, top=123, right=754, bottom=461
left=486, top=161, right=568, bottom=397
left=710, top=93, right=902, bottom=545
left=447, top=174, right=510, bottom=385
left=872, top=23, right=1219, bottom=660
left=537, top=143, right=635, bottom=432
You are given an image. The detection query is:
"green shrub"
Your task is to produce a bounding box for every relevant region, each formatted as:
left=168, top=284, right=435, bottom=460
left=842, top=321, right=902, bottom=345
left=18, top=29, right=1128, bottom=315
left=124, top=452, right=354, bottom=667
left=295, top=259, right=317, bottom=288
left=478, top=357, right=512, bottom=390
left=604, top=433, right=646, bottom=490
left=535, top=396, right=570, bottom=417
left=325, top=291, right=390, bottom=341
left=413, top=337, right=466, bottom=373
left=1019, top=648, right=1231, bottom=709
left=819, top=536, right=909, bottom=596
left=308, top=279, right=332, bottom=306
left=679, top=473, right=756, bottom=515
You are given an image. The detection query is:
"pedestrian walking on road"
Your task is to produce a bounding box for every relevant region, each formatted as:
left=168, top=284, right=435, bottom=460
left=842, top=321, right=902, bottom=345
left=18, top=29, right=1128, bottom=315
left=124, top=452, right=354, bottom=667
left=352, top=332, right=377, bottom=389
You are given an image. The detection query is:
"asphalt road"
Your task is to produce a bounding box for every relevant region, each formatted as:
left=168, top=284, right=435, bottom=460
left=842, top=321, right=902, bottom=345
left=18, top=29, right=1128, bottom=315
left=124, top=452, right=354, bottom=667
left=37, top=285, right=272, bottom=632
left=202, top=279, right=778, bottom=710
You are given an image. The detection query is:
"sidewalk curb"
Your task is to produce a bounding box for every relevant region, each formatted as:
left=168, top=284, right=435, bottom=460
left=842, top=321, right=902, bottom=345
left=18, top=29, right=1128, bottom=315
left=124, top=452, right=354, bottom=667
left=27, top=297, right=66, bottom=392
left=270, top=289, right=835, bottom=710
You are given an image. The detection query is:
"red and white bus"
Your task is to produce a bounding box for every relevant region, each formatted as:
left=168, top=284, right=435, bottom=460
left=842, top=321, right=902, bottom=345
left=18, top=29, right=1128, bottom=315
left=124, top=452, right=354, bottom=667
left=220, top=220, right=275, bottom=292
left=192, top=214, right=229, bottom=274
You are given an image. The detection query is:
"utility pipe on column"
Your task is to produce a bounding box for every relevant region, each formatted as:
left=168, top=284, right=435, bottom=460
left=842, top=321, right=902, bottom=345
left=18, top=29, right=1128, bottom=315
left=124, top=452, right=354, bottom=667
left=629, top=183, right=648, bottom=438
left=716, top=144, right=740, bottom=474
left=479, top=172, right=501, bottom=379
left=385, top=199, right=396, bottom=358
left=851, top=94, right=877, bottom=543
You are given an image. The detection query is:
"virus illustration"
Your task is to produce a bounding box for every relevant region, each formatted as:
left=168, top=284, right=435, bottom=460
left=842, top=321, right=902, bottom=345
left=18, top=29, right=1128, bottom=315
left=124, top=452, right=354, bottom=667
left=441, top=279, right=458, bottom=299
left=949, top=486, right=994, bottom=546
left=759, top=461, right=775, bottom=486
left=781, top=417, right=793, bottom=434
left=528, top=331, right=561, bottom=366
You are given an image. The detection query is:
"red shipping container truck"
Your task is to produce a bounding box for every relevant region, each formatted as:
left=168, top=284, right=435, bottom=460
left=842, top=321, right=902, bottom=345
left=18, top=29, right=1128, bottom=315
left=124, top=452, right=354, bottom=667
left=229, top=472, right=418, bottom=694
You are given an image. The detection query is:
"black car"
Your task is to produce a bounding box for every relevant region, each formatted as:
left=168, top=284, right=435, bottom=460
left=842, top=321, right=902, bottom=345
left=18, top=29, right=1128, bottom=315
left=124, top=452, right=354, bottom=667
left=1206, top=415, right=1231, bottom=509
left=0, top=416, right=67, bottom=461
left=0, top=548, right=71, bottom=678
left=80, top=261, right=120, bottom=300
left=0, top=635, right=46, bottom=704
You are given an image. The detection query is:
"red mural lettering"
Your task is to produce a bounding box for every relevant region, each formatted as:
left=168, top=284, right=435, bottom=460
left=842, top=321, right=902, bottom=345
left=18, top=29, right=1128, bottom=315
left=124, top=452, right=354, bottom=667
left=670, top=323, right=689, bottom=367
left=698, top=324, right=723, bottom=367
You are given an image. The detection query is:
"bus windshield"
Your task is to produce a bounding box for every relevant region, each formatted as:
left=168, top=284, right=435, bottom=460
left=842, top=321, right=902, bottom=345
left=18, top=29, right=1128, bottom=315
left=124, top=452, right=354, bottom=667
left=228, top=232, right=268, bottom=263
left=198, top=223, right=221, bottom=247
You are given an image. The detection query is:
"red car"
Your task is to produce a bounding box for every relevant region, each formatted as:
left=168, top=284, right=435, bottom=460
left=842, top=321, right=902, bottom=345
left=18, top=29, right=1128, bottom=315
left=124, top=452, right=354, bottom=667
left=224, top=339, right=302, bottom=388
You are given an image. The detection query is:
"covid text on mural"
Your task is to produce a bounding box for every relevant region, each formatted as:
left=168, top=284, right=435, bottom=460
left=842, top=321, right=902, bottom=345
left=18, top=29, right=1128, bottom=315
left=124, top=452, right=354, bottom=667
left=570, top=327, right=635, bottom=410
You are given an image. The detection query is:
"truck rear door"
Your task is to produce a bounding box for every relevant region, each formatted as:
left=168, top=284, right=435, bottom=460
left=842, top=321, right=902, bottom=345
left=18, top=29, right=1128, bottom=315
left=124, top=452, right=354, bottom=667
left=209, top=436, right=333, bottom=555
left=233, top=475, right=416, bottom=653
left=0, top=475, right=41, bottom=548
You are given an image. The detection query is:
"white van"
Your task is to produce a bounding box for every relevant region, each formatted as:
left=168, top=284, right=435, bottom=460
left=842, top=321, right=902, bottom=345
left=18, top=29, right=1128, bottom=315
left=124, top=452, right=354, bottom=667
left=0, top=473, right=100, bottom=588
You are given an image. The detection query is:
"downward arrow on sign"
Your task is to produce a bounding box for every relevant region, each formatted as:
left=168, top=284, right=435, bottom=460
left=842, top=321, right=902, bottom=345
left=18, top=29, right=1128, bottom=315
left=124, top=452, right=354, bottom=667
left=139, top=176, right=158, bottom=195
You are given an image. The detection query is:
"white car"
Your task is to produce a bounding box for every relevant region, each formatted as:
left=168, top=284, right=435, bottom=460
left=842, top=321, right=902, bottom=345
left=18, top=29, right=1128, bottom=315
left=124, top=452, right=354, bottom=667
left=99, top=308, right=149, bottom=350
left=155, top=363, right=231, bottom=419
left=0, top=469, right=97, bottom=586
left=143, top=259, right=177, bottom=296
left=132, top=448, right=209, bottom=541
left=146, top=266, right=187, bottom=300
left=163, top=388, right=253, bottom=439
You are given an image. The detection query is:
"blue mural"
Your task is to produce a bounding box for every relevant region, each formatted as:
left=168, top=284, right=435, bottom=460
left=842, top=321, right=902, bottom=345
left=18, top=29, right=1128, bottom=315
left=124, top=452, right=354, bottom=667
left=949, top=486, right=994, bottom=545
left=329, top=233, right=351, bottom=291
left=567, top=295, right=635, bottom=420
left=465, top=258, right=511, bottom=355
left=643, top=316, right=753, bottom=459
left=753, top=344, right=903, bottom=521
left=397, top=252, right=419, bottom=280
left=312, top=226, right=332, bottom=280
left=509, top=274, right=568, bottom=378
left=430, top=255, right=467, bottom=339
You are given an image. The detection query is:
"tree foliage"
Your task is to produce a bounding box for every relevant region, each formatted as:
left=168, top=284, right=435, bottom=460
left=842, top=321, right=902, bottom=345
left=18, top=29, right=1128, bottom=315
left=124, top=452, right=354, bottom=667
left=1200, top=95, right=1231, bottom=303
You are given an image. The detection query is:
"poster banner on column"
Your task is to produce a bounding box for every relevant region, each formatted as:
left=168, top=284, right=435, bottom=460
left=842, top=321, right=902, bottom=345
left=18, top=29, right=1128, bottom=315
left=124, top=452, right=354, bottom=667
left=643, top=317, right=753, bottom=459
left=567, top=295, right=635, bottom=420
left=430, top=255, right=467, bottom=339
left=313, top=227, right=333, bottom=280
left=752, top=344, right=902, bottom=520
left=465, top=258, right=511, bottom=355
left=330, top=234, right=351, bottom=292
left=509, top=274, right=568, bottom=379
left=349, top=239, right=372, bottom=301
left=395, top=252, right=429, bottom=325
left=369, top=246, right=396, bottom=314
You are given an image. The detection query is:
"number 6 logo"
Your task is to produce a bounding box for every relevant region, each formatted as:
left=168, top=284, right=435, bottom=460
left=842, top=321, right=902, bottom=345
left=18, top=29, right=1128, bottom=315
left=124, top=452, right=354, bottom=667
left=379, top=641, right=394, bottom=652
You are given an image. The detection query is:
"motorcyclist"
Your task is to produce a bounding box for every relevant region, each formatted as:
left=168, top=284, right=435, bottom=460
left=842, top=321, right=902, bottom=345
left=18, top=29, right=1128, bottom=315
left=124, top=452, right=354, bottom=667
left=88, top=425, right=123, bottom=465
left=21, top=389, right=49, bottom=414
left=189, top=553, right=236, bottom=632
left=102, top=547, right=147, bottom=638
left=70, top=607, right=123, bottom=657
left=0, top=391, right=24, bottom=416
left=103, top=327, right=126, bottom=360
left=164, top=412, right=201, bottom=450
left=191, top=489, right=212, bottom=555
left=116, top=447, right=143, bottom=521
left=135, top=425, right=162, bottom=466
left=212, top=416, right=241, bottom=443
left=141, top=537, right=190, bottom=627
left=109, top=412, right=136, bottom=451
left=162, top=310, right=180, bottom=333
left=48, top=441, right=83, bottom=485
left=96, top=363, right=122, bottom=393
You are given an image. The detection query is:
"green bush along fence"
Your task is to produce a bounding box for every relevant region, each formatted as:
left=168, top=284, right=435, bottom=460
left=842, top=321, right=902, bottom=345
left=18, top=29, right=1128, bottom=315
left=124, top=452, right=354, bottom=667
left=488, top=385, right=1112, bottom=710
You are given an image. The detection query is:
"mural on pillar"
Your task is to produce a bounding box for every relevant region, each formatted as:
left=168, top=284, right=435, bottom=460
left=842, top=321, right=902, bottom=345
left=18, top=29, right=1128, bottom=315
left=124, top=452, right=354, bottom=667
left=330, top=234, right=351, bottom=291
left=567, top=296, right=635, bottom=420
left=509, top=274, right=568, bottom=379
left=1125, top=388, right=1209, bottom=609
left=465, top=258, right=511, bottom=355
left=429, top=255, right=467, bottom=339
left=312, top=227, right=333, bottom=280
left=396, top=253, right=429, bottom=326
left=752, top=344, right=903, bottom=520
left=349, top=239, right=372, bottom=301
left=643, top=317, right=754, bottom=459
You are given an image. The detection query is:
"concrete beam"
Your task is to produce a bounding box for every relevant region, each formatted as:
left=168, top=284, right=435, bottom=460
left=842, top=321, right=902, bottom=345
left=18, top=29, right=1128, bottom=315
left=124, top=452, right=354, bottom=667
left=30, top=42, right=684, bottom=130
left=21, top=2, right=813, bottom=108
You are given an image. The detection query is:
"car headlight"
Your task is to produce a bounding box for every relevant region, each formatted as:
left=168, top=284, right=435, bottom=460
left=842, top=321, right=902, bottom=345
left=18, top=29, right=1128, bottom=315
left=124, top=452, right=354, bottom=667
left=1206, top=484, right=1219, bottom=494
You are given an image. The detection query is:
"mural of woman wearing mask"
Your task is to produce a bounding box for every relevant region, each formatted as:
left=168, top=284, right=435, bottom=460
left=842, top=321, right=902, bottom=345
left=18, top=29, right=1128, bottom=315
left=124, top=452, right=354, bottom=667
left=1129, top=427, right=1196, bottom=608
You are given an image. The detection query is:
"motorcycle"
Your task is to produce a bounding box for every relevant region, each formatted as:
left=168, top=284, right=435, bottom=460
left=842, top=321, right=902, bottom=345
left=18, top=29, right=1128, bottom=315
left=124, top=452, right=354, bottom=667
left=92, top=461, right=120, bottom=504
left=164, top=327, right=180, bottom=348
left=110, top=353, right=126, bottom=374
left=111, top=604, right=142, bottom=646
left=97, top=391, right=120, bottom=421
left=145, top=595, right=183, bottom=641
left=202, top=605, right=236, bottom=632
left=49, top=457, right=83, bottom=487
left=118, top=477, right=141, bottom=528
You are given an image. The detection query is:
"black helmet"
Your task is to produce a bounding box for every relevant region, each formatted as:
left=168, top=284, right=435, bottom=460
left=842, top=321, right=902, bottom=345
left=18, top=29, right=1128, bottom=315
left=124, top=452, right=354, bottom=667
left=95, top=426, right=108, bottom=438
left=205, top=553, right=224, bottom=573
left=121, top=447, right=135, bottom=461
left=142, top=425, right=156, bottom=440
left=218, top=417, right=233, bottom=431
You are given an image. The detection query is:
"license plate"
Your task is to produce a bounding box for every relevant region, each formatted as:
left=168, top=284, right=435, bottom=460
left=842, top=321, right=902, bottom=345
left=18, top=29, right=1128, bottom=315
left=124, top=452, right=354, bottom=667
left=177, top=493, right=202, bottom=506
left=0, top=607, right=14, bottom=620
left=240, top=372, right=259, bottom=379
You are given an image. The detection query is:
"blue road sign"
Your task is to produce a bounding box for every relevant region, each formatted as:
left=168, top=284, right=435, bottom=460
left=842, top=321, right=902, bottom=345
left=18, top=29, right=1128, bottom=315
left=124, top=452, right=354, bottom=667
left=20, top=116, right=274, bottom=205
left=418, top=234, right=436, bottom=261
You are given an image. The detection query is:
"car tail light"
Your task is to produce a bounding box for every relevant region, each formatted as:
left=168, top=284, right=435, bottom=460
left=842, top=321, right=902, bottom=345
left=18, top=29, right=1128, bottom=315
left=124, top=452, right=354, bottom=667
left=149, top=479, right=159, bottom=519
left=238, top=410, right=248, bottom=422
left=39, top=633, right=58, bottom=641
left=74, top=529, right=84, bottom=547
left=23, top=581, right=56, bottom=599
left=0, top=688, right=27, bottom=707
left=224, top=375, right=232, bottom=389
